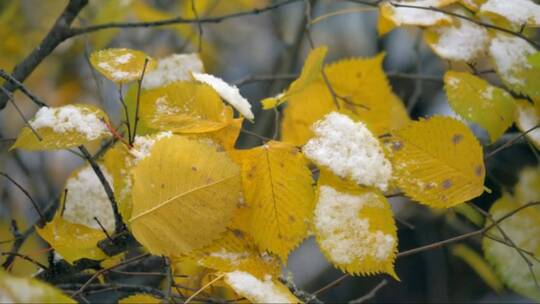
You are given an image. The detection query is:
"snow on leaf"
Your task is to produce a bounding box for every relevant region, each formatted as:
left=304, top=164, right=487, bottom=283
left=192, top=72, right=254, bottom=120
left=282, top=53, right=409, bottom=146
left=314, top=170, right=398, bottom=278
left=0, top=270, right=75, bottom=303
left=488, top=33, right=540, bottom=100
left=142, top=53, right=204, bottom=89
left=140, top=82, right=232, bottom=134
left=303, top=112, right=392, bottom=191
left=102, top=143, right=135, bottom=222
left=12, top=104, right=111, bottom=151
left=483, top=194, right=540, bottom=301
left=241, top=141, right=315, bottom=260
left=129, top=131, right=173, bottom=166
left=444, top=71, right=515, bottom=142
left=388, top=116, right=485, bottom=208
left=90, top=48, right=156, bottom=83
left=130, top=135, right=240, bottom=255
left=224, top=271, right=301, bottom=304
left=262, top=46, right=327, bottom=109
left=424, top=17, right=488, bottom=62
left=479, top=0, right=540, bottom=28
left=379, top=0, right=453, bottom=32
left=515, top=100, right=540, bottom=149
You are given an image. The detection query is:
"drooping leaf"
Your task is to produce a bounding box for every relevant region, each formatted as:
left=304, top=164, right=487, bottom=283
left=313, top=170, right=398, bottom=278
left=483, top=194, right=540, bottom=301
left=282, top=53, right=409, bottom=146
left=224, top=271, right=301, bottom=303
left=262, top=46, right=327, bottom=109
left=515, top=99, right=540, bottom=149
left=424, top=18, right=488, bottom=62
left=12, top=104, right=111, bottom=151
left=241, top=141, right=315, bottom=260
left=488, top=33, right=540, bottom=100
left=130, top=135, right=241, bottom=255
left=451, top=244, right=503, bottom=293
left=388, top=116, right=485, bottom=208
left=444, top=71, right=516, bottom=142
left=0, top=270, right=75, bottom=303
left=140, top=81, right=233, bottom=134
left=90, top=48, right=156, bottom=83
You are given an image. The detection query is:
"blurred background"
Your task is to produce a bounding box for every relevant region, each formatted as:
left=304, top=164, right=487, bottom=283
left=0, top=0, right=538, bottom=302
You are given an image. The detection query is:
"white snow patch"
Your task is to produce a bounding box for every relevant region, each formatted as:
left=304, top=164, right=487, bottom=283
left=192, top=72, right=254, bottom=120
left=430, top=18, right=488, bottom=62
left=63, top=165, right=115, bottom=232
left=210, top=249, right=249, bottom=263
left=303, top=112, right=393, bottom=191
left=489, top=34, right=536, bottom=86
left=129, top=132, right=172, bottom=165
left=30, top=105, right=109, bottom=141
left=314, top=186, right=395, bottom=264
left=115, top=53, right=134, bottom=64
left=481, top=86, right=494, bottom=100
left=225, top=271, right=293, bottom=303
left=142, top=53, right=204, bottom=89
left=516, top=103, right=540, bottom=148
left=385, top=0, right=452, bottom=26
left=480, top=0, right=540, bottom=26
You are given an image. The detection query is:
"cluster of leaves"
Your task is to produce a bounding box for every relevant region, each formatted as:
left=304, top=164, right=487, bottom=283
left=2, top=0, right=540, bottom=302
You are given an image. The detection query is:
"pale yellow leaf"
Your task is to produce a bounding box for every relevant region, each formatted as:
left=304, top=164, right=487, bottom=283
left=451, top=244, right=503, bottom=293
left=515, top=100, right=540, bottom=149
left=444, top=71, right=516, bottom=142
left=241, top=141, right=315, bottom=260
left=388, top=116, right=485, bottom=208
left=130, top=136, right=241, bottom=255
left=0, top=270, right=75, bottom=303
left=224, top=271, right=301, bottom=304
left=90, top=48, right=156, bottom=83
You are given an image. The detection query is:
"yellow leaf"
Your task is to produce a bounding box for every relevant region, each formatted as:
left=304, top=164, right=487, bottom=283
left=479, top=0, right=540, bottom=29
left=514, top=166, right=540, bottom=206
left=190, top=230, right=282, bottom=279
left=314, top=170, right=398, bottom=278
left=379, top=1, right=453, bottom=29
left=12, top=104, right=111, bottom=151
left=102, top=143, right=134, bottom=222
left=37, top=216, right=107, bottom=263
left=451, top=244, right=503, bottom=293
left=282, top=53, right=409, bottom=146
left=483, top=194, right=540, bottom=301
left=0, top=270, right=75, bottom=303
left=224, top=271, right=301, bottom=304
left=488, top=34, right=540, bottom=101
left=130, top=136, right=241, bottom=255
left=262, top=46, right=327, bottom=109
left=444, top=71, right=516, bottom=142
left=515, top=99, right=540, bottom=149
left=191, top=118, right=244, bottom=152
left=119, top=294, right=161, bottom=304
left=241, top=141, right=315, bottom=260
left=140, top=81, right=233, bottom=134
left=388, top=116, right=485, bottom=208
left=90, top=48, right=156, bottom=83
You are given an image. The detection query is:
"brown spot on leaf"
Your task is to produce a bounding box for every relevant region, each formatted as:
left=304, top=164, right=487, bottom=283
left=452, top=134, right=463, bottom=144
left=442, top=179, right=452, bottom=189
left=289, top=215, right=295, bottom=222
left=191, top=166, right=197, bottom=171
left=232, top=229, right=244, bottom=239
left=475, top=165, right=483, bottom=177
left=160, top=183, right=165, bottom=189
left=279, top=162, right=285, bottom=168
left=392, top=141, right=404, bottom=151
left=215, top=146, right=225, bottom=152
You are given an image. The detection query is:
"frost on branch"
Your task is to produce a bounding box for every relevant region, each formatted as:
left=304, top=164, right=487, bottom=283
left=142, top=53, right=204, bottom=90
left=192, top=72, right=254, bottom=121
left=303, top=112, right=392, bottom=191
left=224, top=271, right=300, bottom=303
left=314, top=184, right=397, bottom=277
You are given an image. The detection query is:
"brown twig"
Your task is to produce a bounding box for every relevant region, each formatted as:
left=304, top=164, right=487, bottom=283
left=131, top=58, right=149, bottom=145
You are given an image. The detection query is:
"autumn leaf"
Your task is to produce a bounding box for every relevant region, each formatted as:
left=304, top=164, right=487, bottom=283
left=444, top=71, right=516, bottom=142
left=224, top=271, right=301, bottom=303
left=241, top=141, right=314, bottom=260
left=130, top=135, right=241, bottom=256
left=140, top=81, right=233, bottom=134
left=90, top=48, right=156, bottom=83
left=451, top=244, right=503, bottom=293
left=479, top=0, right=540, bottom=29
left=119, top=294, right=161, bottom=304
left=0, top=270, right=75, bottom=303
left=515, top=100, right=540, bottom=149
left=483, top=194, right=540, bottom=301
left=378, top=0, right=454, bottom=35
left=281, top=53, right=409, bottom=146
left=12, top=104, right=111, bottom=151
left=314, top=170, right=398, bottom=278
left=262, top=46, right=327, bottom=109
left=388, top=116, right=485, bottom=208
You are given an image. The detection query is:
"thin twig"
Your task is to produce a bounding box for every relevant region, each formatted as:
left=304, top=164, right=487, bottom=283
left=0, top=86, right=42, bottom=140
left=486, top=124, right=540, bottom=159
left=0, top=172, right=45, bottom=224
left=349, top=279, right=388, bottom=303
left=191, top=0, right=203, bottom=53
left=131, top=58, right=149, bottom=145
left=117, top=86, right=132, bottom=144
